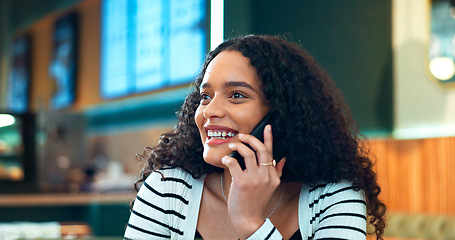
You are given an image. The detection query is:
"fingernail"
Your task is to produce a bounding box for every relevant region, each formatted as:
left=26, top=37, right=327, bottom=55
left=228, top=143, right=234, bottom=148
left=222, top=156, right=230, bottom=164
left=238, top=133, right=245, bottom=138
left=267, top=125, right=272, bottom=132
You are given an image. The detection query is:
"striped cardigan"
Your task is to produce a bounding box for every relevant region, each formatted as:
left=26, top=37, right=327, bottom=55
left=124, top=168, right=367, bottom=240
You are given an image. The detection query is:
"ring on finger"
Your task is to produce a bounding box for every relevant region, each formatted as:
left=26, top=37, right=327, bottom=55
left=258, top=159, right=276, bottom=168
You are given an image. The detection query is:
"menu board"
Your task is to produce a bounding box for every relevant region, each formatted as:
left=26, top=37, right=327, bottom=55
left=101, top=0, right=206, bottom=99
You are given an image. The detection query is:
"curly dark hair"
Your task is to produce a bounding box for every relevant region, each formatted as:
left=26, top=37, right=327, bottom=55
left=135, top=35, right=386, bottom=239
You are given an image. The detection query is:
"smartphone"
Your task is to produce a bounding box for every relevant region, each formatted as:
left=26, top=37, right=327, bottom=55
left=229, top=113, right=284, bottom=169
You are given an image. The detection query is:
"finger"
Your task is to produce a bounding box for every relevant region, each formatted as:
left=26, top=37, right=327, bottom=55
left=237, top=134, right=270, bottom=165
left=263, top=125, right=273, bottom=154
left=275, top=157, right=286, bottom=179
left=265, top=157, right=285, bottom=180
left=221, top=155, right=243, bottom=178
left=228, top=142, right=258, bottom=171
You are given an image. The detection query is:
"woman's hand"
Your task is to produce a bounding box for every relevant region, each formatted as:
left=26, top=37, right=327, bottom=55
left=221, top=125, right=286, bottom=240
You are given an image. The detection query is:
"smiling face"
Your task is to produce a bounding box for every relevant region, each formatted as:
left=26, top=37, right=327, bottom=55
left=195, top=51, right=271, bottom=168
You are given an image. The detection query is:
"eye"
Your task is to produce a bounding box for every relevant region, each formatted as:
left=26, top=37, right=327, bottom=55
left=231, top=92, right=246, bottom=99
left=201, top=93, right=210, bottom=99
left=200, top=93, right=211, bottom=105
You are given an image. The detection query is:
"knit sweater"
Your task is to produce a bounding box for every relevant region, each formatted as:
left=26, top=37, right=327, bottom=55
left=124, top=168, right=367, bottom=240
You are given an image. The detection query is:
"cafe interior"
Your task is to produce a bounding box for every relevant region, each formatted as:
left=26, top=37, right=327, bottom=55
left=0, top=0, right=455, bottom=239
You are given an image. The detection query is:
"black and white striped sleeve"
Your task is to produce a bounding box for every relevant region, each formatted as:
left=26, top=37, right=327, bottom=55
left=308, top=182, right=367, bottom=240
left=246, top=218, right=283, bottom=240
left=124, top=170, right=191, bottom=239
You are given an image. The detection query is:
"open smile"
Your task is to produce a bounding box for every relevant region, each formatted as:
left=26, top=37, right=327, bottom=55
left=207, top=129, right=237, bottom=140
left=204, top=125, right=239, bottom=145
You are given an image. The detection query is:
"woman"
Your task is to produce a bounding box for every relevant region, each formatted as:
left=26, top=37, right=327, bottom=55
left=124, top=35, right=386, bottom=240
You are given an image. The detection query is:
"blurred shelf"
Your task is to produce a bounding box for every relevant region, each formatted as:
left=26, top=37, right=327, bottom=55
left=0, top=192, right=136, bottom=207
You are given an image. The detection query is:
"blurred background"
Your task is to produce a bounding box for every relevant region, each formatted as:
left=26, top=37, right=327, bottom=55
left=0, top=0, right=454, bottom=239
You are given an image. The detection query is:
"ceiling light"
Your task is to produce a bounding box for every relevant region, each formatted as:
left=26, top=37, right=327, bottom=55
left=429, top=57, right=455, bottom=81
left=0, top=114, right=16, bottom=128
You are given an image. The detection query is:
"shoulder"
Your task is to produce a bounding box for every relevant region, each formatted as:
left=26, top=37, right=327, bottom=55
left=139, top=167, right=197, bottom=199
left=300, top=181, right=367, bottom=239
left=144, top=167, right=195, bottom=187
left=130, top=168, right=200, bottom=230
left=126, top=168, right=203, bottom=239
left=305, top=181, right=366, bottom=212
left=307, top=181, right=365, bottom=201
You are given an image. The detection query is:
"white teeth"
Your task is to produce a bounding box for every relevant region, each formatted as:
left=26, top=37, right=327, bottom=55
left=207, top=130, right=237, bottom=139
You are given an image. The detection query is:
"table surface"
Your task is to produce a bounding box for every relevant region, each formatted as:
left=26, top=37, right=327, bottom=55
left=0, top=192, right=136, bottom=206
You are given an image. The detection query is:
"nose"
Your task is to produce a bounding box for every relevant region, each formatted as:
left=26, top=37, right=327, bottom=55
left=203, top=94, right=226, bottom=119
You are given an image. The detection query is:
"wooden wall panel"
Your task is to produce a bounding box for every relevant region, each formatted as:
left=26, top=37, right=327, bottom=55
left=368, top=136, right=455, bottom=215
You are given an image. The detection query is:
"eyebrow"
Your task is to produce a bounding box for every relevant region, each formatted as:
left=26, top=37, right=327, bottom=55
left=200, top=81, right=256, bottom=92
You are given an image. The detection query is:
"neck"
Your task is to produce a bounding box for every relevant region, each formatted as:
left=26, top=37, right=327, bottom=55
left=220, top=169, right=232, bottom=202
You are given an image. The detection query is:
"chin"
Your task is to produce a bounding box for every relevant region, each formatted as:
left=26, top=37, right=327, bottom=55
left=202, top=148, right=230, bottom=168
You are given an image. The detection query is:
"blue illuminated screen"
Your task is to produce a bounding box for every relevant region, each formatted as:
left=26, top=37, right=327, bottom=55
left=100, top=0, right=207, bottom=99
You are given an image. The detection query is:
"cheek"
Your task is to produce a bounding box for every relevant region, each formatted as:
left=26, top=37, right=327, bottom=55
left=235, top=112, right=251, bottom=128
left=194, top=107, right=205, bottom=132
left=236, top=111, right=252, bottom=119
left=235, top=109, right=269, bottom=132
